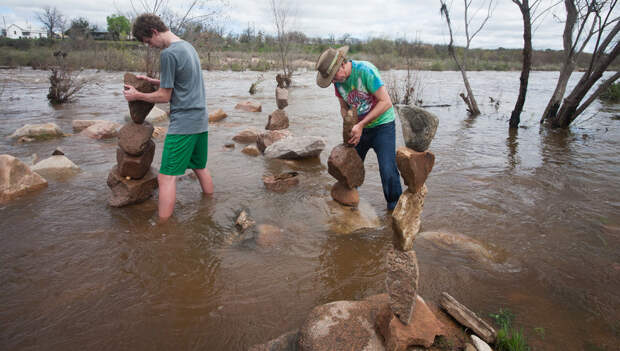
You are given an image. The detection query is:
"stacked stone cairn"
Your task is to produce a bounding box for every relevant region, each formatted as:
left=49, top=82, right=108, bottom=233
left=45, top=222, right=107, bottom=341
left=379, top=105, right=442, bottom=349
left=265, top=74, right=290, bottom=131
left=327, top=109, right=364, bottom=207
left=106, top=73, right=159, bottom=207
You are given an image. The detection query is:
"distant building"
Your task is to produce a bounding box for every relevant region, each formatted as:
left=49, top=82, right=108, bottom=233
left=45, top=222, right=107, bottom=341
left=4, top=24, right=48, bottom=39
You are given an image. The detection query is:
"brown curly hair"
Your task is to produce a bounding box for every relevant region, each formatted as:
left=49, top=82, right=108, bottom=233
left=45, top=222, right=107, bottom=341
left=132, top=13, right=169, bottom=42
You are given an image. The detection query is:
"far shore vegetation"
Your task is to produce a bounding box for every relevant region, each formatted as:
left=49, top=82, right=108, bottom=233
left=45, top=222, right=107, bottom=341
left=2, top=35, right=618, bottom=73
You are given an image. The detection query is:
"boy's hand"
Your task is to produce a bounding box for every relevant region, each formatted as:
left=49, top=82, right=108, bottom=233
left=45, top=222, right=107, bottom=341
left=123, top=84, right=139, bottom=101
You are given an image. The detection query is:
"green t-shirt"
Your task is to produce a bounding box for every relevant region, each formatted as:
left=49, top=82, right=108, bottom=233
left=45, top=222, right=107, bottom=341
left=160, top=40, right=208, bottom=134
left=334, top=60, right=395, bottom=128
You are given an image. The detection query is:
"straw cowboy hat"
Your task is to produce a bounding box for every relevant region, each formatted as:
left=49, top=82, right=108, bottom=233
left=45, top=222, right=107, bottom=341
left=315, top=46, right=349, bottom=88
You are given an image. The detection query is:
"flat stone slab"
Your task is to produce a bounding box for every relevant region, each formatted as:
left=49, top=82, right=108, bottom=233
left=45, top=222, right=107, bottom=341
left=264, top=136, right=326, bottom=160
left=323, top=199, right=380, bottom=235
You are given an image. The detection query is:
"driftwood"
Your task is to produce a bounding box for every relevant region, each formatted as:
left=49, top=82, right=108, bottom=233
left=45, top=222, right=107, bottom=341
left=439, top=292, right=496, bottom=344
left=421, top=104, right=451, bottom=108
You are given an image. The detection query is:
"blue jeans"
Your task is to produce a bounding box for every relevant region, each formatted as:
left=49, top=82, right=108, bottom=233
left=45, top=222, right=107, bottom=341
left=355, top=121, right=403, bottom=210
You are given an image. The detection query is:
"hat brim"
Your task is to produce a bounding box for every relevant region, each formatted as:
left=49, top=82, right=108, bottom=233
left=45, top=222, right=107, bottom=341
left=316, top=46, right=349, bottom=88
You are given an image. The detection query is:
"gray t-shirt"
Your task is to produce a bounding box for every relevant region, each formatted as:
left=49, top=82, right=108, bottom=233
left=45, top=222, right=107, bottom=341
left=160, top=40, right=208, bottom=134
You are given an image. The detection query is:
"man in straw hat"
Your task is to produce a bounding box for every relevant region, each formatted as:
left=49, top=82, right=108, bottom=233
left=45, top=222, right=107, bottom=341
left=315, top=46, right=402, bottom=210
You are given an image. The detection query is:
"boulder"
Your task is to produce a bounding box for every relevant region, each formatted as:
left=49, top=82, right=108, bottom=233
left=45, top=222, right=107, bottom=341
left=235, top=210, right=255, bottom=232
left=256, top=130, right=292, bottom=153
left=276, top=87, right=289, bottom=110
left=233, top=128, right=260, bottom=143
left=386, top=249, right=419, bottom=325
left=392, top=185, right=427, bottom=251
left=265, top=109, right=289, bottom=130
left=298, top=294, right=389, bottom=351
left=396, top=147, right=435, bottom=193
left=262, top=172, right=299, bottom=192
left=242, top=145, right=260, bottom=156
left=116, top=140, right=156, bottom=179
left=9, top=123, right=63, bottom=140
left=264, top=136, right=326, bottom=160
left=395, top=105, right=439, bottom=152
left=81, top=121, right=121, bottom=139
left=118, top=121, right=154, bottom=156
left=107, top=166, right=158, bottom=207
left=0, top=155, right=48, bottom=202
left=324, top=199, right=380, bottom=235
left=124, top=73, right=156, bottom=124
left=31, top=155, right=80, bottom=176
left=330, top=181, right=359, bottom=207
left=235, top=100, right=262, bottom=112
left=208, top=108, right=228, bottom=122
left=72, top=120, right=101, bottom=132
left=327, top=144, right=364, bottom=188
left=376, top=295, right=445, bottom=350
left=256, top=224, right=284, bottom=248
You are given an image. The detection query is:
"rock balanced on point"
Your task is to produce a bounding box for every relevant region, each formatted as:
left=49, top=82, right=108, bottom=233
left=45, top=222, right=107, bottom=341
left=106, top=73, right=159, bottom=207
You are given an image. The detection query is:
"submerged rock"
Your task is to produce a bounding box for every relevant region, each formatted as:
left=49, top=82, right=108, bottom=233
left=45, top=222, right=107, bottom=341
left=263, top=172, right=299, bottom=192
left=323, top=199, right=380, bottom=235
left=0, top=154, right=48, bottom=202
left=9, top=123, right=63, bottom=140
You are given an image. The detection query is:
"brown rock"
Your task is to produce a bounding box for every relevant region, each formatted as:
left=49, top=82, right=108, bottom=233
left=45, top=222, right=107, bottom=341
left=376, top=295, right=445, bottom=350
left=0, top=155, right=48, bottom=203
left=392, top=185, right=427, bottom=251
left=116, top=140, right=155, bottom=179
left=81, top=121, right=121, bottom=139
left=118, top=121, right=154, bottom=156
left=276, top=73, right=290, bottom=89
left=276, top=87, right=288, bottom=109
left=233, top=128, right=260, bottom=143
left=396, top=147, right=435, bottom=193
left=235, top=100, right=262, bottom=112
left=124, top=73, right=155, bottom=124
left=330, top=181, right=359, bottom=207
left=386, top=249, right=419, bottom=325
left=265, top=109, right=289, bottom=130
left=256, top=224, right=284, bottom=248
left=298, top=294, right=389, bottom=351
left=327, top=144, right=364, bottom=188
left=242, top=145, right=260, bottom=156
left=263, top=172, right=299, bottom=192
left=256, top=130, right=292, bottom=153
left=107, top=166, right=158, bottom=207
left=208, top=108, right=228, bottom=122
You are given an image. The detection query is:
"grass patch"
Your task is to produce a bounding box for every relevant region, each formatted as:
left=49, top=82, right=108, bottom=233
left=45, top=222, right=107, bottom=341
left=490, top=308, right=531, bottom=351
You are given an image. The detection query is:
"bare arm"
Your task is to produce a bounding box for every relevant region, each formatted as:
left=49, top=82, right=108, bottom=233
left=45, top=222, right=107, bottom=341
left=348, top=86, right=392, bottom=145
left=123, top=85, right=172, bottom=103
left=136, top=75, right=160, bottom=86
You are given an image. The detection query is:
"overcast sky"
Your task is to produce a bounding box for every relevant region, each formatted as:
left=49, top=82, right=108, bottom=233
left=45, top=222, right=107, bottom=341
left=0, top=0, right=572, bottom=50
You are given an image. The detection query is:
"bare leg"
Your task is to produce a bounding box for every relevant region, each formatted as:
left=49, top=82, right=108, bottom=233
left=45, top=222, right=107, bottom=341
left=193, top=168, right=214, bottom=194
left=158, top=173, right=177, bottom=221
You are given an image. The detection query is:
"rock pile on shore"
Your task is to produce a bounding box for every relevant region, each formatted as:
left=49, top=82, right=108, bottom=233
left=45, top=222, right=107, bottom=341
left=106, top=73, right=159, bottom=207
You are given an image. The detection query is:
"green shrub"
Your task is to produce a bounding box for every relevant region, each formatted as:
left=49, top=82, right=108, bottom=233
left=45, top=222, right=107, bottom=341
left=490, top=308, right=531, bottom=351
left=599, top=82, right=620, bottom=103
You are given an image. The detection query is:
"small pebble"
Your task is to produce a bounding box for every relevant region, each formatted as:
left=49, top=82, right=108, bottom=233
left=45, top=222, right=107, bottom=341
left=125, top=176, right=131, bottom=180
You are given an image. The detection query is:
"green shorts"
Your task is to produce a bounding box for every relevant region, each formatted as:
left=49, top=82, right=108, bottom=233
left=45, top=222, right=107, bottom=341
left=160, top=132, right=208, bottom=176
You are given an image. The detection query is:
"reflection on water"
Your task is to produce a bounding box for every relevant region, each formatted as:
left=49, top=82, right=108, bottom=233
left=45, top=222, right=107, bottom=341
left=1, top=68, right=619, bottom=350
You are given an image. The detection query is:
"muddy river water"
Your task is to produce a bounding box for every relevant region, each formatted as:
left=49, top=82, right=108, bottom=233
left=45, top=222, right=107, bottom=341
left=0, top=68, right=619, bottom=350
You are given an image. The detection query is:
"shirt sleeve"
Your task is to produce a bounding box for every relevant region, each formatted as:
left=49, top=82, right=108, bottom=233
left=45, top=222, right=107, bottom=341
left=159, top=50, right=175, bottom=89
left=361, top=64, right=384, bottom=94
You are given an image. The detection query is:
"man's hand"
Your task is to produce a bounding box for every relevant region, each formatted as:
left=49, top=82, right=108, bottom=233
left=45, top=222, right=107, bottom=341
left=123, top=84, right=139, bottom=102
left=135, top=75, right=160, bottom=86
left=348, top=123, right=363, bottom=146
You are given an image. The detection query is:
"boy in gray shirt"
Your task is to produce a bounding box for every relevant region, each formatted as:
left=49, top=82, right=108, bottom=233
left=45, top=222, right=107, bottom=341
left=124, top=13, right=213, bottom=221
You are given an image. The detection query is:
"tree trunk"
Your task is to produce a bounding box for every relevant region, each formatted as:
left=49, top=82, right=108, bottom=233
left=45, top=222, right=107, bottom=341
left=460, top=68, right=480, bottom=115
left=509, top=0, right=532, bottom=129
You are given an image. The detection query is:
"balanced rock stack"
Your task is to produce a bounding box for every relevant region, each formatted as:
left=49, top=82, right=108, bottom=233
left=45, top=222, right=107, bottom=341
left=327, top=110, right=364, bottom=207
left=106, top=73, right=159, bottom=207
left=265, top=74, right=290, bottom=131
left=378, top=105, right=442, bottom=349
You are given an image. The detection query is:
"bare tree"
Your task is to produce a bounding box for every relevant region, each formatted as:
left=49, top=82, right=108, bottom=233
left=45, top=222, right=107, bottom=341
left=541, top=0, right=619, bottom=128
left=36, top=6, right=65, bottom=39
left=270, top=0, right=295, bottom=84
left=440, top=0, right=495, bottom=116
left=509, top=0, right=561, bottom=128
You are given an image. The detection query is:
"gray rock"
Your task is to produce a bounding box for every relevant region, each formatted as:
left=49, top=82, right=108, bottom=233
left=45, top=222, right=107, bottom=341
left=323, top=199, right=381, bottom=235
left=386, top=249, right=419, bottom=325
left=9, top=123, right=63, bottom=140
left=264, top=136, right=326, bottom=159
left=395, top=105, right=438, bottom=152
left=81, top=121, right=121, bottom=139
